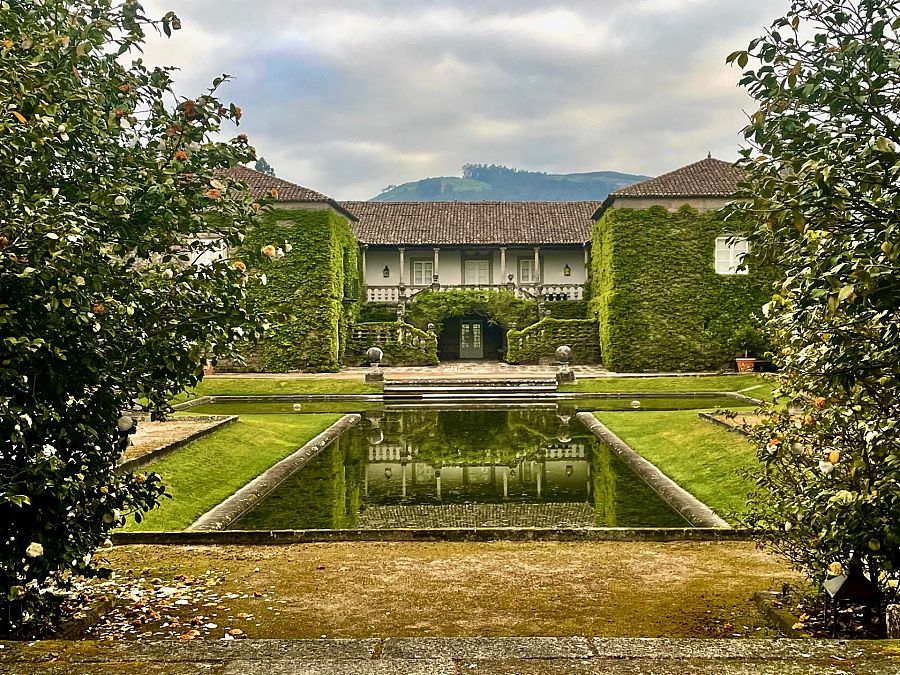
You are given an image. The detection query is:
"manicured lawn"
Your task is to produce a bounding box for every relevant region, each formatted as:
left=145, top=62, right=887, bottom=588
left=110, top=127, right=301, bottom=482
left=173, top=377, right=381, bottom=402
left=561, top=374, right=767, bottom=394
left=593, top=409, right=758, bottom=523
left=123, top=413, right=341, bottom=531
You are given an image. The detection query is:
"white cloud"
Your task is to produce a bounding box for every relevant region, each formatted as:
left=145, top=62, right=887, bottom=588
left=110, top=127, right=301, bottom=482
left=137, top=0, right=789, bottom=198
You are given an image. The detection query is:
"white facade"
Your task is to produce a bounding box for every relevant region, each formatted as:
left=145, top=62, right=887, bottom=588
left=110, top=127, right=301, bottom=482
left=362, top=245, right=588, bottom=303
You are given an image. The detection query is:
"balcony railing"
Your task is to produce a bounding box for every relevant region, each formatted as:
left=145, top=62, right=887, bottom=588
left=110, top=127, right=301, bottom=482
left=364, top=283, right=585, bottom=304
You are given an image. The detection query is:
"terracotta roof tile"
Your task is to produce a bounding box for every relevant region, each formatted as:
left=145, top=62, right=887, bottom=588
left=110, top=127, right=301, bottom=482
left=340, top=201, right=599, bottom=246
left=220, top=166, right=357, bottom=221
left=612, top=156, right=745, bottom=198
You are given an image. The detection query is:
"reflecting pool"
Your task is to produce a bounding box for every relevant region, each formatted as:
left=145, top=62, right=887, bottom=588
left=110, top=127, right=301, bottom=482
left=230, top=407, right=689, bottom=530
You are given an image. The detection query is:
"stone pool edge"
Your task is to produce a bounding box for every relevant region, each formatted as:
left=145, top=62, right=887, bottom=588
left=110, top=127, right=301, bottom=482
left=112, top=526, right=753, bottom=545
left=187, top=414, right=362, bottom=531
left=575, top=412, right=731, bottom=529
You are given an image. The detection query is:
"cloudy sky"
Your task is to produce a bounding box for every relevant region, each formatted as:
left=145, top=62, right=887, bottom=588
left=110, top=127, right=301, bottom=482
left=141, top=0, right=788, bottom=199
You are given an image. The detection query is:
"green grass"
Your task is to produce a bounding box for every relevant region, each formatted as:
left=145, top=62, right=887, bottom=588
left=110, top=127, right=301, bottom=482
left=172, top=377, right=381, bottom=403
left=561, top=374, right=768, bottom=394
left=123, top=413, right=341, bottom=531
left=593, top=409, right=757, bottom=523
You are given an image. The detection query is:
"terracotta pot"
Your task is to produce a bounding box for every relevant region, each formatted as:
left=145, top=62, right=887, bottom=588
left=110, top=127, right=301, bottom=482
left=735, top=357, right=756, bottom=373
left=203, top=360, right=215, bottom=376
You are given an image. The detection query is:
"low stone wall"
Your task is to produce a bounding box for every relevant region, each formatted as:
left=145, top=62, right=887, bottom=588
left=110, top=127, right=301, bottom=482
left=116, top=415, right=238, bottom=474
left=112, top=527, right=754, bottom=546
left=576, top=412, right=731, bottom=528
left=189, top=414, right=362, bottom=531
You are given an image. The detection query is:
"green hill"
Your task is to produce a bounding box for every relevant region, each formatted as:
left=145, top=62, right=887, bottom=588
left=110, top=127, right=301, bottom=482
left=372, top=164, right=651, bottom=202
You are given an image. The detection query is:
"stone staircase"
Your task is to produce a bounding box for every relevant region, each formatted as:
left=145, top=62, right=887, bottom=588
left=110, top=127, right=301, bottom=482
left=383, top=378, right=558, bottom=401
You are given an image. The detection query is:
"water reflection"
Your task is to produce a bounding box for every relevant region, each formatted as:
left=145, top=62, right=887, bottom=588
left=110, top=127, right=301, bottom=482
left=231, top=407, right=688, bottom=530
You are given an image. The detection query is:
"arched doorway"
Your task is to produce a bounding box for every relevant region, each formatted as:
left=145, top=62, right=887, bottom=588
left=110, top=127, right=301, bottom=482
left=438, top=314, right=505, bottom=361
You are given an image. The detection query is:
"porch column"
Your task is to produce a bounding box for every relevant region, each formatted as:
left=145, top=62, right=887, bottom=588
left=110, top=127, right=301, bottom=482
left=583, top=243, right=589, bottom=268
left=361, top=244, right=368, bottom=281
left=500, top=247, right=507, bottom=281
left=432, top=247, right=440, bottom=282
left=398, top=247, right=406, bottom=285
left=533, top=246, right=541, bottom=284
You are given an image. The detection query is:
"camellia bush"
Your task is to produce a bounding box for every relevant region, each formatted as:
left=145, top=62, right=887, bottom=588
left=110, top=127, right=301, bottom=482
left=1, top=1, right=268, bottom=634
left=727, top=0, right=900, bottom=609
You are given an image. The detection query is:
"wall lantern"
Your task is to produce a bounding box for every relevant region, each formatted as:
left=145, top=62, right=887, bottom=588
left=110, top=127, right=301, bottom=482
left=563, top=264, right=571, bottom=277
left=382, top=265, right=390, bottom=278
left=384, top=467, right=392, bottom=480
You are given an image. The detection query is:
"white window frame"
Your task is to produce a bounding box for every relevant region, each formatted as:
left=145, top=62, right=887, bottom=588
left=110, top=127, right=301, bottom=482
left=517, top=258, right=536, bottom=284
left=715, top=236, right=749, bottom=275
left=463, top=259, right=490, bottom=285
left=412, top=260, right=433, bottom=286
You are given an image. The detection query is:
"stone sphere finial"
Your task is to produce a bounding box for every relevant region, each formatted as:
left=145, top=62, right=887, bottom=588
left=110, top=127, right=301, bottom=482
left=555, top=345, right=572, bottom=363
left=366, top=346, right=384, bottom=364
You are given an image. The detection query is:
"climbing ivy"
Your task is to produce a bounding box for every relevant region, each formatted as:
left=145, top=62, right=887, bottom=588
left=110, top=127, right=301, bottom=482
left=505, top=318, right=600, bottom=364
left=544, top=300, right=589, bottom=319
left=406, top=288, right=537, bottom=334
left=590, top=205, right=773, bottom=372
left=242, top=208, right=360, bottom=372
left=344, top=321, right=438, bottom=366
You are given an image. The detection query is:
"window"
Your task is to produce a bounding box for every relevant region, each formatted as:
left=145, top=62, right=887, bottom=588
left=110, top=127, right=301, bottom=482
left=412, top=260, right=433, bottom=285
left=518, top=258, right=536, bottom=283
left=715, top=236, right=749, bottom=275
left=463, top=260, right=490, bottom=285
left=191, top=237, right=227, bottom=267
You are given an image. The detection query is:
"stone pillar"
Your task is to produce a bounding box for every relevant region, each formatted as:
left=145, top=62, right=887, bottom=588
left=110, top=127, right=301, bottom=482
left=398, top=247, right=406, bottom=286
left=432, top=247, right=440, bottom=280
left=533, top=246, right=541, bottom=284
left=500, top=247, right=507, bottom=281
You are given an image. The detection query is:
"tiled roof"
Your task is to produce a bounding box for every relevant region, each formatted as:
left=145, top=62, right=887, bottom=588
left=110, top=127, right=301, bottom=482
left=611, top=156, right=745, bottom=198
left=220, top=166, right=358, bottom=220
left=340, top=201, right=599, bottom=246
left=222, top=165, right=331, bottom=201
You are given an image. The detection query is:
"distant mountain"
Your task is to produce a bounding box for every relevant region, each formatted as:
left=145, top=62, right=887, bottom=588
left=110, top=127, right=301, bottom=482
left=371, top=164, right=651, bottom=202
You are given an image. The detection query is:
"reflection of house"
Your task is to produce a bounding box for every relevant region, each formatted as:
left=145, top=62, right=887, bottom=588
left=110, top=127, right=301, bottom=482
left=365, top=442, right=590, bottom=502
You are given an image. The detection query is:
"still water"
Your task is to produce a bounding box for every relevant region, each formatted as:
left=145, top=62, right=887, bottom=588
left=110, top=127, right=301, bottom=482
left=230, top=407, right=689, bottom=530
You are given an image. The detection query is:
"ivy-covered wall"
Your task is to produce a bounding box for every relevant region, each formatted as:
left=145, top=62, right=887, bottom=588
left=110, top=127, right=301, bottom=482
left=242, top=208, right=360, bottom=372
left=345, top=321, right=439, bottom=366
left=590, top=205, right=773, bottom=372
left=406, top=288, right=538, bottom=333
left=544, top=300, right=589, bottom=319
left=506, top=318, right=601, bottom=364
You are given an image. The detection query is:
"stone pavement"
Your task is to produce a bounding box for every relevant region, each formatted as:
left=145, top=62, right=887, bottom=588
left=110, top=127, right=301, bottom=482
left=2, top=637, right=898, bottom=674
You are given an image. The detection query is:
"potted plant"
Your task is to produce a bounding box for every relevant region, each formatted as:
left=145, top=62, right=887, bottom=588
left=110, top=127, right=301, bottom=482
left=731, top=325, right=764, bottom=373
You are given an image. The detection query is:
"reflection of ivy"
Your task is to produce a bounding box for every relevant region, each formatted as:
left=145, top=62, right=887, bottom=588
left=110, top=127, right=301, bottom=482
left=406, top=289, right=538, bottom=333
left=592, top=444, right=617, bottom=526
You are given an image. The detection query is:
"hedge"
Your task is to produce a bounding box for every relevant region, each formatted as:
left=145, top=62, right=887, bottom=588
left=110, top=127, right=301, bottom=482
left=590, top=205, right=774, bottom=372
left=544, top=299, right=588, bottom=319
left=406, top=288, right=538, bottom=333
left=358, top=304, right=398, bottom=323
left=505, top=318, right=601, bottom=364
left=345, top=321, right=438, bottom=366
left=242, top=208, right=360, bottom=372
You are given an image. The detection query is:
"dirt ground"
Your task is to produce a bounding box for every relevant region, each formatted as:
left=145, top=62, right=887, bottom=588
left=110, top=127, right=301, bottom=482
left=124, top=417, right=225, bottom=461
left=90, top=541, right=800, bottom=641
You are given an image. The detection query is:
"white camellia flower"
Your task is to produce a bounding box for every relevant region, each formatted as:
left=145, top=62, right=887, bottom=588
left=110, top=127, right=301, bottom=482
left=828, top=561, right=843, bottom=576
left=260, top=273, right=267, bottom=286
left=284, top=243, right=292, bottom=252
left=25, top=542, right=43, bottom=558
left=818, top=460, right=834, bottom=475
left=784, top=522, right=792, bottom=532
left=275, top=247, right=285, bottom=259
left=114, top=195, right=126, bottom=206
left=832, top=490, right=854, bottom=503
left=162, top=268, right=174, bottom=280
left=209, top=179, right=226, bottom=191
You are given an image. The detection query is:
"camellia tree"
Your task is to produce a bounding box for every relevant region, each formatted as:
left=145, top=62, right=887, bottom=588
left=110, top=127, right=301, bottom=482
left=727, top=0, right=900, bottom=614
left=1, top=1, right=268, bottom=634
